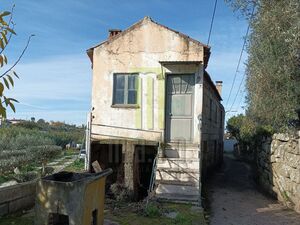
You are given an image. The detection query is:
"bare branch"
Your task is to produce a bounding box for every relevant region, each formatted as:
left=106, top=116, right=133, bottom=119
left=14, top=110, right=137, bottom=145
left=7, top=4, right=15, bottom=27
left=0, top=34, right=34, bottom=79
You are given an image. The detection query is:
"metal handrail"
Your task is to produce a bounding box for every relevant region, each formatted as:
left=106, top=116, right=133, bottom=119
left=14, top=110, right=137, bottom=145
left=147, top=152, right=158, bottom=205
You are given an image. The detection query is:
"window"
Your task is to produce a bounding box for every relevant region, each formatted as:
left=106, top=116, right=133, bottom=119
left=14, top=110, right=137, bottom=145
left=113, top=73, right=138, bottom=105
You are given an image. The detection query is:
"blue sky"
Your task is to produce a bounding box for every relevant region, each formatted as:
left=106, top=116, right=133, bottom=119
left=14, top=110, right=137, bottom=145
left=2, top=0, right=248, bottom=125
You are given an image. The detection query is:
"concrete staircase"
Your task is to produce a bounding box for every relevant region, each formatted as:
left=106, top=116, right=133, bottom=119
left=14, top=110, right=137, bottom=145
left=155, top=144, right=201, bottom=204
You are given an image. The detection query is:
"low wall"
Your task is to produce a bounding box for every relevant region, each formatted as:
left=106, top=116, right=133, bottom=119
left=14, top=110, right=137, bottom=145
left=0, top=180, right=36, bottom=216
left=257, top=131, right=300, bottom=213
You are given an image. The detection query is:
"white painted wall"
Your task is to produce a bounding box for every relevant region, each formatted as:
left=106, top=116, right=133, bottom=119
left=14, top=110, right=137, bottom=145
left=89, top=17, right=206, bottom=144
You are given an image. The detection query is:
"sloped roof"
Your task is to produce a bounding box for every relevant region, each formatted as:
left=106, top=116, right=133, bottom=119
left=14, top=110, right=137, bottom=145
left=204, top=71, right=222, bottom=101
left=87, top=16, right=211, bottom=67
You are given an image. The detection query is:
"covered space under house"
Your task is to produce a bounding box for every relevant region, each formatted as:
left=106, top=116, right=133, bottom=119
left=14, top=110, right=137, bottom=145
left=85, top=17, right=224, bottom=204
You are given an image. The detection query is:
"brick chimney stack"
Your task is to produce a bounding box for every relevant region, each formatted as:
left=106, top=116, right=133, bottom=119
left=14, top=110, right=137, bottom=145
left=215, top=81, right=223, bottom=96
left=108, top=29, right=122, bottom=39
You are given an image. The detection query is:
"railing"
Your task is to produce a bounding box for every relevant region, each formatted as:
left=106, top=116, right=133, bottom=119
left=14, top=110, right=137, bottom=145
left=147, top=152, right=159, bottom=204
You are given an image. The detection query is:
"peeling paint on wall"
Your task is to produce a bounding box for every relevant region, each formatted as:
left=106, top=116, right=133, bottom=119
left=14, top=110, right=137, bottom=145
left=147, top=76, right=154, bottom=130
left=135, top=76, right=142, bottom=129
left=158, top=79, right=165, bottom=130
left=129, top=67, right=161, bottom=75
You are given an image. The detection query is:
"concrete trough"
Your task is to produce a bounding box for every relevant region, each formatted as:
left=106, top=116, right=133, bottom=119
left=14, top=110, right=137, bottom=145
left=35, top=169, right=112, bottom=225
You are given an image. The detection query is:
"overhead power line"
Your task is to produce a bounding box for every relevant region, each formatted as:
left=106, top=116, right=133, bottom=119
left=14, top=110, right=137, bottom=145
left=235, top=90, right=246, bottom=112
left=225, top=5, right=255, bottom=110
left=227, top=6, right=256, bottom=113
left=207, top=0, right=218, bottom=45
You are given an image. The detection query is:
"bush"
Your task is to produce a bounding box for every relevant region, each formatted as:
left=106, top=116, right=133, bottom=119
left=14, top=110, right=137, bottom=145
left=0, top=145, right=61, bottom=174
left=0, top=127, right=55, bottom=151
left=0, top=121, right=83, bottom=175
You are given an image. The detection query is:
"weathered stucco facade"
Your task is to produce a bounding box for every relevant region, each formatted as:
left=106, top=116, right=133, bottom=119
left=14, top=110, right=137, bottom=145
left=86, top=17, right=224, bottom=204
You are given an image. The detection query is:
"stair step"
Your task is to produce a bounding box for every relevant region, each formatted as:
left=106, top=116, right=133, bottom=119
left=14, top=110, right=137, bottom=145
left=157, top=158, right=199, bottom=170
left=156, top=169, right=199, bottom=183
left=156, top=183, right=199, bottom=196
left=164, top=148, right=199, bottom=158
left=156, top=180, right=198, bottom=187
left=164, top=143, right=199, bottom=149
left=156, top=193, right=199, bottom=204
left=157, top=168, right=199, bottom=173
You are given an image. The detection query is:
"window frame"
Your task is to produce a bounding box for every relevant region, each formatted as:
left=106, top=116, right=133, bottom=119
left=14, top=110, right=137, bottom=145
left=112, top=73, right=139, bottom=107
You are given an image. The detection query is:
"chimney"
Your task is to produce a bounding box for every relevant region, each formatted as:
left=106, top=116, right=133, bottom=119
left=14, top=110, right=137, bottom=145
left=215, top=81, right=223, bottom=96
left=108, top=29, right=122, bottom=39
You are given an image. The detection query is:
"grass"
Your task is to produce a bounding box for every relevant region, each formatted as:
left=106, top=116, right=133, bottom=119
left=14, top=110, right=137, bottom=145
left=0, top=211, right=34, bottom=225
left=63, top=148, right=79, bottom=156
left=64, top=158, right=85, bottom=172
left=105, top=201, right=207, bottom=225
left=0, top=202, right=207, bottom=225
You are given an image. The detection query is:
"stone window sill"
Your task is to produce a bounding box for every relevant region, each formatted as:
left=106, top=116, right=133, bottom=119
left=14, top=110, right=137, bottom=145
left=111, top=104, right=140, bottom=109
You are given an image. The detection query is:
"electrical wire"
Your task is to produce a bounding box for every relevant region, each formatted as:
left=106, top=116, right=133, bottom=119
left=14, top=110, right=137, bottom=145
left=225, top=5, right=255, bottom=111
left=207, top=0, right=218, bottom=45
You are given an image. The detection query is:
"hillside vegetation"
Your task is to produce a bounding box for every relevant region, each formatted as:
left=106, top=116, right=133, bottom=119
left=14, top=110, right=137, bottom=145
left=0, top=120, right=84, bottom=179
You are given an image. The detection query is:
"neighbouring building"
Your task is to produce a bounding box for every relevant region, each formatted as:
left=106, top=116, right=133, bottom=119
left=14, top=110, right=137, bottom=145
left=86, top=17, right=224, bottom=204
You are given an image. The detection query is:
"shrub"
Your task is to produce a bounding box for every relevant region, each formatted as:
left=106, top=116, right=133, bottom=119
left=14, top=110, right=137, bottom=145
left=0, top=145, right=61, bottom=174
left=0, top=122, right=83, bottom=175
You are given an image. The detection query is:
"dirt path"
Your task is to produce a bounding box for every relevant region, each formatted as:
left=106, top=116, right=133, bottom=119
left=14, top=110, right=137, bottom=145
left=208, top=154, right=300, bottom=225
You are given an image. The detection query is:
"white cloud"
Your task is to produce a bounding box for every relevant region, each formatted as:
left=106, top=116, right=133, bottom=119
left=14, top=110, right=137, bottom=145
left=4, top=54, right=92, bottom=124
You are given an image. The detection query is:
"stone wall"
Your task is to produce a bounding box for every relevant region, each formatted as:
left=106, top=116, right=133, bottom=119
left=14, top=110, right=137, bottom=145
left=257, top=131, right=300, bottom=213
left=0, top=180, right=36, bottom=216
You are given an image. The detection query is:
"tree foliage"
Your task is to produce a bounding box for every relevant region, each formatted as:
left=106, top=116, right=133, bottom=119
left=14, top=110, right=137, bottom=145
left=227, top=114, right=273, bottom=149
left=13, top=120, right=84, bottom=148
left=226, top=0, right=300, bottom=131
left=0, top=5, right=33, bottom=118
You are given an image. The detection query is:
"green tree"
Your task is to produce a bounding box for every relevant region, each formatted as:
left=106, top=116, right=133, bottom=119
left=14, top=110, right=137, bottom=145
left=226, top=0, right=300, bottom=131
left=226, top=114, right=245, bottom=141
left=0, top=5, right=34, bottom=117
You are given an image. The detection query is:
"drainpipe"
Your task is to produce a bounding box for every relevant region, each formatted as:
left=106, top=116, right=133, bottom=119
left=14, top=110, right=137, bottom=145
left=198, top=113, right=203, bottom=207
left=198, top=63, right=205, bottom=207
left=85, top=112, right=92, bottom=171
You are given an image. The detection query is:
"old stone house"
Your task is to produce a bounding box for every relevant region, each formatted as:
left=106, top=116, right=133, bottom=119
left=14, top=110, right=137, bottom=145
left=86, top=17, right=224, bottom=204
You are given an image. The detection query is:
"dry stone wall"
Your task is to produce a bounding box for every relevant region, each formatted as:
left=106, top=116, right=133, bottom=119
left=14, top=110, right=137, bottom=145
left=257, top=131, right=300, bottom=213
left=0, top=180, right=36, bottom=216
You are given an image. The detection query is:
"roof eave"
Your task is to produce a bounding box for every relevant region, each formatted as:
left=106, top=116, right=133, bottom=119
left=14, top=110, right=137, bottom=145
left=204, top=71, right=222, bottom=101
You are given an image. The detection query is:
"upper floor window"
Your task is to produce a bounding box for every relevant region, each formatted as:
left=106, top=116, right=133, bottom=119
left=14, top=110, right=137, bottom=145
left=113, top=73, right=138, bottom=105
